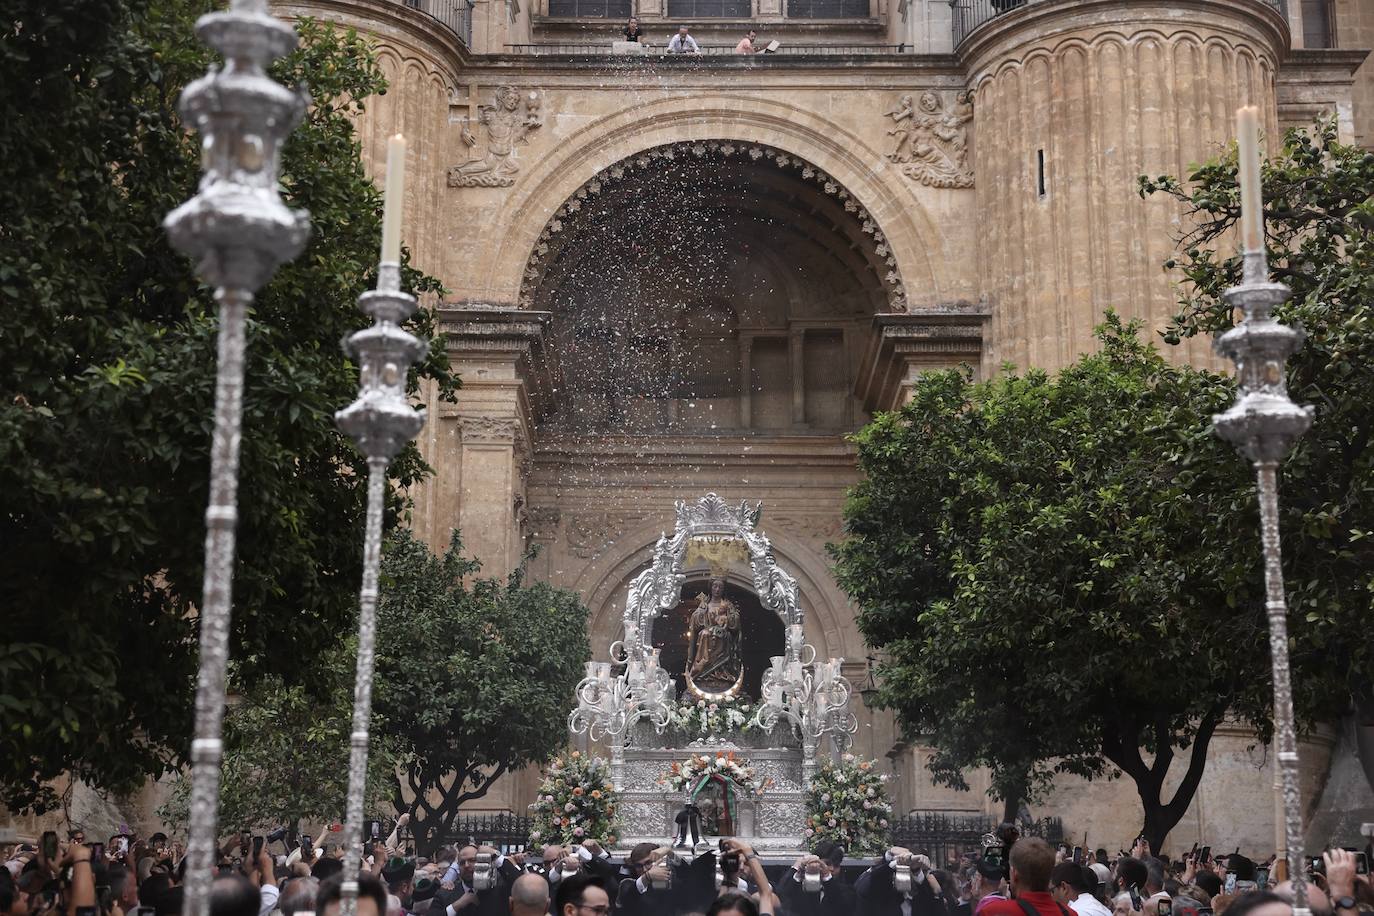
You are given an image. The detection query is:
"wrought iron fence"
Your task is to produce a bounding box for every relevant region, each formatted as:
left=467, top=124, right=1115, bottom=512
left=443, top=813, right=535, bottom=853
left=951, top=0, right=1287, bottom=49
left=397, top=0, right=473, bottom=47
left=890, top=814, right=1065, bottom=865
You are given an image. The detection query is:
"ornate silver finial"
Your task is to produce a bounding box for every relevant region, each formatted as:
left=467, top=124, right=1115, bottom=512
left=1212, top=215, right=1314, bottom=913
left=167, top=4, right=311, bottom=916
left=334, top=277, right=427, bottom=916
left=164, top=5, right=310, bottom=292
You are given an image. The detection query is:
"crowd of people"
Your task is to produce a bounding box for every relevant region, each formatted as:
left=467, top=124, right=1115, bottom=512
left=4, top=820, right=1373, bottom=916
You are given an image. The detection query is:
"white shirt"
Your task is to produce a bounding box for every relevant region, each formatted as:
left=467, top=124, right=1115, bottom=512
left=1071, top=892, right=1114, bottom=916
left=667, top=33, right=700, bottom=53
left=258, top=884, right=281, bottom=916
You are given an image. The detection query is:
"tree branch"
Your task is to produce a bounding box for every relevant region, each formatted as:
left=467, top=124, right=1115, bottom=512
left=1162, top=703, right=1225, bottom=817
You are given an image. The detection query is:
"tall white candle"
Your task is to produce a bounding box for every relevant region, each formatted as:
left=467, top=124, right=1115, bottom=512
left=380, top=133, right=406, bottom=264
left=1236, top=106, right=1263, bottom=253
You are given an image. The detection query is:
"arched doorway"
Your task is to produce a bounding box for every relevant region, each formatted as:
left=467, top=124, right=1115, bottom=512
left=522, top=140, right=900, bottom=435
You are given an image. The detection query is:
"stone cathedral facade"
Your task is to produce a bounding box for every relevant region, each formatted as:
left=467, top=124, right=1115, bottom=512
left=278, top=0, right=1374, bottom=848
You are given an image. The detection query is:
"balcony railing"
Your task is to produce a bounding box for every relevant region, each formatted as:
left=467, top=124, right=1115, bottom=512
left=951, top=0, right=1286, bottom=49
left=503, top=42, right=910, bottom=54
left=398, top=0, right=473, bottom=47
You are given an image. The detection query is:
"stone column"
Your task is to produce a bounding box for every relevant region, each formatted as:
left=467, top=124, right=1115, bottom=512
left=789, top=328, right=806, bottom=425
left=414, top=306, right=555, bottom=575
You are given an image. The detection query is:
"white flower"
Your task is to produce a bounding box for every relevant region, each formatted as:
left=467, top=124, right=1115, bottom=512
left=564, top=802, right=575, bottom=812
left=863, top=800, right=872, bottom=809
left=821, top=793, right=831, bottom=803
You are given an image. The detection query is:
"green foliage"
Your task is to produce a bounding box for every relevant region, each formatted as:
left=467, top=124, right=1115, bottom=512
left=528, top=752, right=621, bottom=847
left=0, top=0, right=455, bottom=811
left=833, top=316, right=1278, bottom=848
left=1140, top=120, right=1374, bottom=711
left=374, top=532, right=591, bottom=854
left=156, top=663, right=399, bottom=835
left=804, top=755, right=892, bottom=856
left=836, top=119, right=1374, bottom=850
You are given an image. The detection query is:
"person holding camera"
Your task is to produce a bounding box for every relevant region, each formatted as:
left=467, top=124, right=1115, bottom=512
left=977, top=838, right=1073, bottom=916
left=971, top=858, right=1010, bottom=915
left=778, top=841, right=855, bottom=916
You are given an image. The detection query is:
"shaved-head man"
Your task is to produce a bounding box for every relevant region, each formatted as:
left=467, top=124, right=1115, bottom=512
left=509, top=874, right=549, bottom=916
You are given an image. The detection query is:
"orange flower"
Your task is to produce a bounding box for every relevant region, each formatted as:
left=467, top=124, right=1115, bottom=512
left=573, top=787, right=585, bottom=796
left=591, top=790, right=602, bottom=799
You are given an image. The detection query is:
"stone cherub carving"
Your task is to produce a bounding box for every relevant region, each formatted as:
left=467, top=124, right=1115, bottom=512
left=448, top=86, right=543, bottom=188
left=885, top=90, right=974, bottom=189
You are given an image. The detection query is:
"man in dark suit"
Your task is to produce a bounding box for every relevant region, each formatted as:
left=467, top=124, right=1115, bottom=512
left=429, top=845, right=512, bottom=916
left=856, top=848, right=949, bottom=916
left=778, top=840, right=857, bottom=916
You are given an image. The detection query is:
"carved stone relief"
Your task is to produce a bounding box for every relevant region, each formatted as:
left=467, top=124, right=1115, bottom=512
left=565, top=511, right=645, bottom=559
left=885, top=91, right=974, bottom=189
left=456, top=414, right=519, bottom=443
left=528, top=507, right=561, bottom=539
left=769, top=515, right=844, bottom=543
left=448, top=85, right=544, bottom=188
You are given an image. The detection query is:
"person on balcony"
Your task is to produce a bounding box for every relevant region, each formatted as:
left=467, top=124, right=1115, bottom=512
left=622, top=16, right=644, bottom=42
left=667, top=25, right=702, bottom=54
left=734, top=29, right=761, bottom=54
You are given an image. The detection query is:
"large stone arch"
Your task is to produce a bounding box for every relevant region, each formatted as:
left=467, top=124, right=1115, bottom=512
left=571, top=517, right=861, bottom=669
left=477, top=93, right=950, bottom=311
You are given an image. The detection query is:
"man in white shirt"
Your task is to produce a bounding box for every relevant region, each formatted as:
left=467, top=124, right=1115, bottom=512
left=1052, top=863, right=1112, bottom=916
left=667, top=26, right=701, bottom=54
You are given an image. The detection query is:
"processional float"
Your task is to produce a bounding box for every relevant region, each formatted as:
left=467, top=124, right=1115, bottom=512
left=569, top=494, right=858, bottom=852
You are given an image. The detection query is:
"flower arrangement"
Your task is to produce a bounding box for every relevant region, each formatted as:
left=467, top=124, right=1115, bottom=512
left=660, top=750, right=773, bottom=798
left=528, top=751, right=620, bottom=846
left=667, top=695, right=760, bottom=737
left=804, top=754, right=892, bottom=856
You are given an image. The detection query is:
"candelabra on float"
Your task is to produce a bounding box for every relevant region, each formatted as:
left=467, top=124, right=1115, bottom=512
left=1213, top=106, right=1315, bottom=914
left=334, top=136, right=426, bottom=916
left=162, top=2, right=310, bottom=914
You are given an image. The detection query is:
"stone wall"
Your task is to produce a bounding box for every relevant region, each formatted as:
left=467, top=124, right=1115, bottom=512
left=1335, top=0, right=1374, bottom=147
left=964, top=0, right=1286, bottom=374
